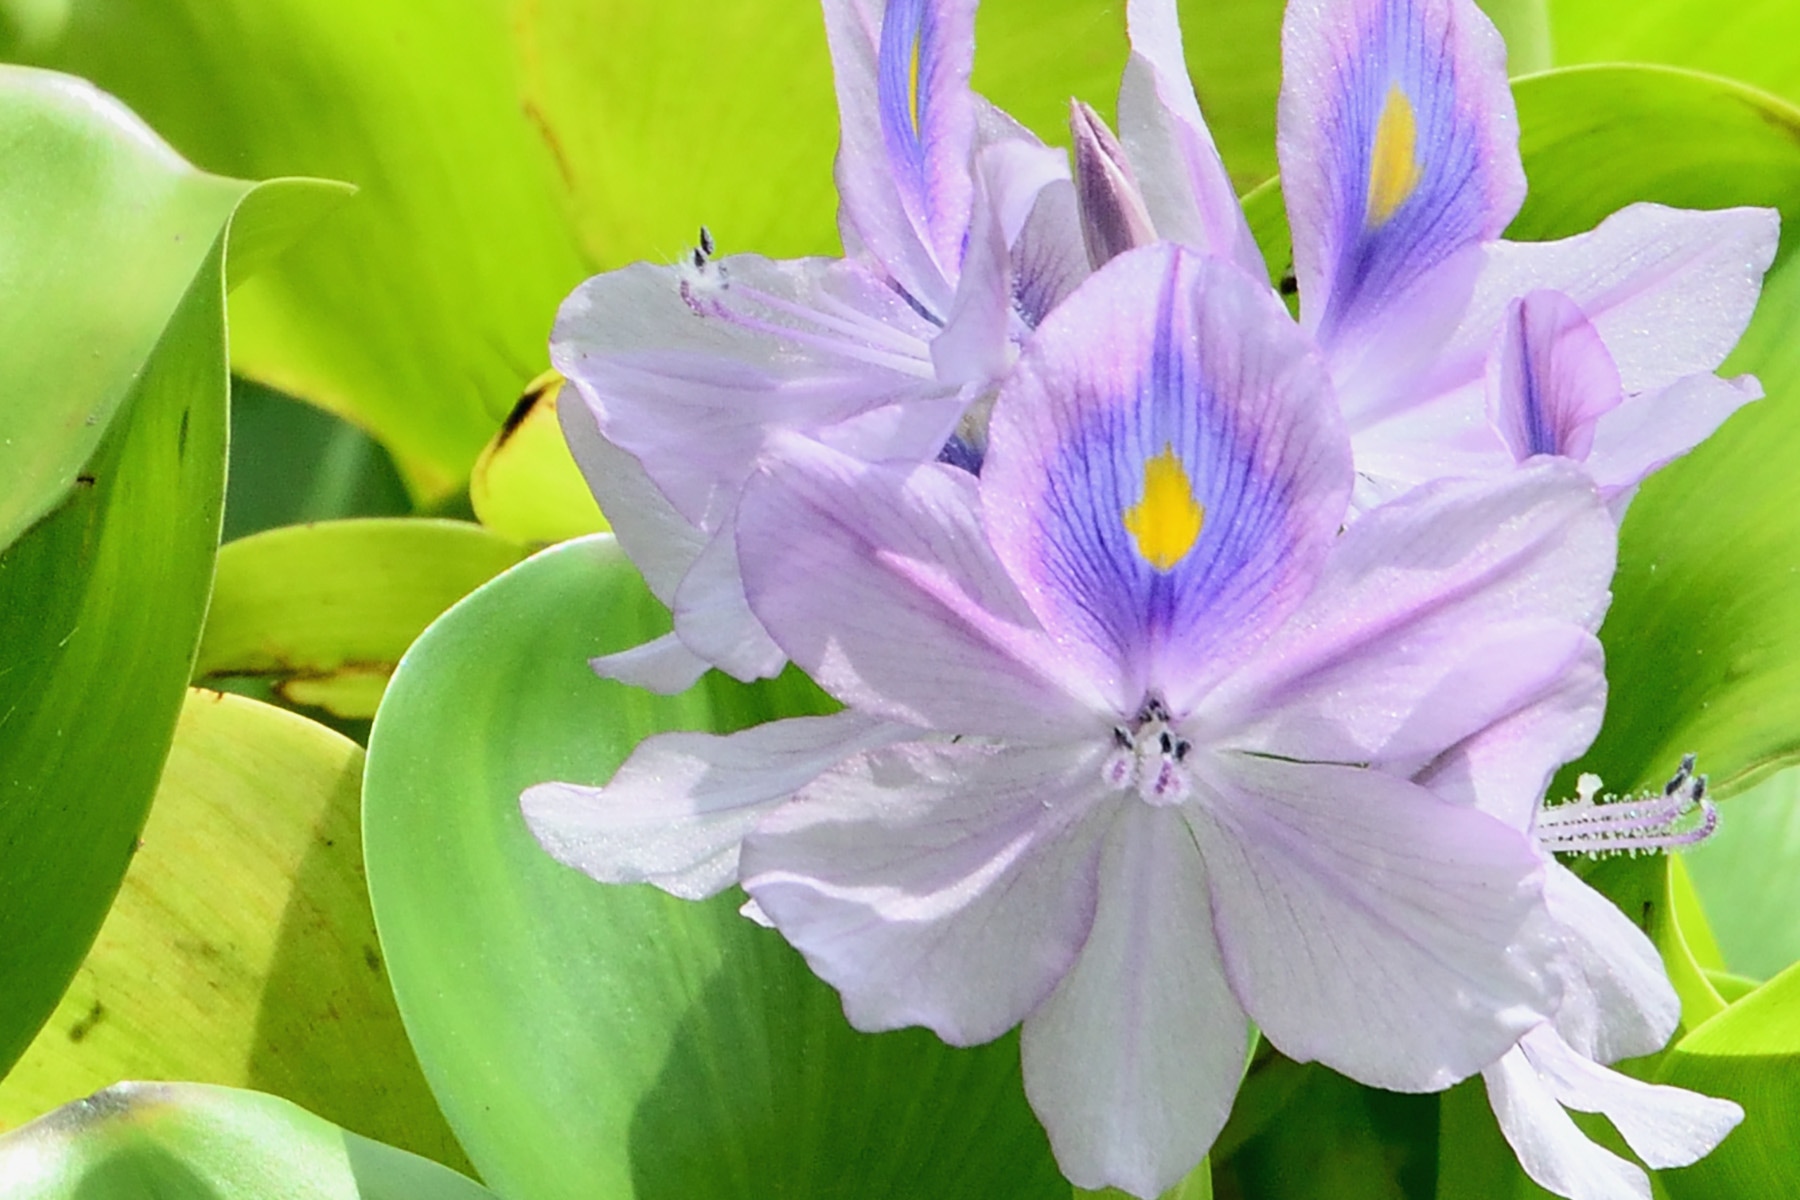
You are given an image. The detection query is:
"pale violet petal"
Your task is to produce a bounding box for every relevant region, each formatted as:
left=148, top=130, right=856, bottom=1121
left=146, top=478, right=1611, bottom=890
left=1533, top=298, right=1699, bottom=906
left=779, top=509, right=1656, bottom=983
left=1484, top=1042, right=1653, bottom=1200
left=557, top=392, right=704, bottom=607
left=1522, top=1025, right=1743, bottom=1171
left=737, top=435, right=1105, bottom=736
left=1021, top=803, right=1248, bottom=1199
left=982, top=245, right=1350, bottom=715
left=1070, top=100, right=1158, bottom=270
left=670, top=517, right=787, bottom=684
left=1412, top=634, right=1607, bottom=832
left=822, top=0, right=977, bottom=316
left=1279, top=0, right=1522, bottom=344
left=521, top=712, right=908, bottom=900
left=1487, top=290, right=1624, bottom=463
left=741, top=740, right=1116, bottom=1045
left=589, top=632, right=711, bottom=695
left=1205, top=463, right=1614, bottom=767
left=1193, top=754, right=1556, bottom=1091
left=1454, top=203, right=1779, bottom=395
left=1118, top=0, right=1265, bottom=276
left=1011, top=177, right=1089, bottom=328
left=551, top=254, right=941, bottom=528
left=1584, top=372, right=1762, bottom=498
left=1543, top=864, right=1679, bottom=1065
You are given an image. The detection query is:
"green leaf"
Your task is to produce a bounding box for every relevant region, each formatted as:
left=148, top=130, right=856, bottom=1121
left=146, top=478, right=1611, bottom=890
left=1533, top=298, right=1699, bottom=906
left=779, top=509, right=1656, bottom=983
left=468, top=373, right=606, bottom=547
left=1477, top=0, right=1551, bottom=74
left=0, top=1082, right=494, bottom=1200
left=0, top=66, right=344, bottom=1078
left=1551, top=0, right=1800, bottom=113
left=1581, top=855, right=1726, bottom=1034
left=6, top=0, right=594, bottom=498
left=1499, top=66, right=1800, bottom=797
left=0, top=690, right=467, bottom=1172
left=1215, top=1064, right=1437, bottom=1200
left=362, top=536, right=1066, bottom=1200
left=1656, top=960, right=1800, bottom=1198
left=1681, top=768, right=1800, bottom=980
left=0, top=66, right=337, bottom=555
left=195, top=519, right=529, bottom=719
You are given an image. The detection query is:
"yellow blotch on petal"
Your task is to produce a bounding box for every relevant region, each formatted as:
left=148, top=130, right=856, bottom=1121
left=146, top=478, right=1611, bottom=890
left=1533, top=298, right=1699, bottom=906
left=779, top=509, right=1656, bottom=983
left=1367, top=82, right=1423, bottom=228
left=908, top=38, right=922, bottom=132
left=1123, top=445, right=1205, bottom=572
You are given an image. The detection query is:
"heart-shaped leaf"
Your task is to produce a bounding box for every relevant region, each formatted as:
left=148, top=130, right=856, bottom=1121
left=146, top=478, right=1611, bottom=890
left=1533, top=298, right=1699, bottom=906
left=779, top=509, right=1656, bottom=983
left=0, top=690, right=466, bottom=1171
left=362, top=536, right=1067, bottom=1200
left=0, top=1082, right=493, bottom=1200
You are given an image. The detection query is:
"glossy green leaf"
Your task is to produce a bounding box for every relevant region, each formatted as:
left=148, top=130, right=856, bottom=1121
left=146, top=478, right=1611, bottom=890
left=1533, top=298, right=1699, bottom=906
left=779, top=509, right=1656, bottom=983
left=1079, top=1161, right=1212, bottom=1200
left=1477, top=0, right=1551, bottom=74
left=4, top=0, right=591, bottom=497
left=1657, top=960, right=1800, bottom=1198
left=0, top=691, right=466, bottom=1171
left=1215, top=1064, right=1436, bottom=1200
left=468, top=373, right=606, bottom=547
left=1552, top=0, right=1800, bottom=112
left=0, top=67, right=339, bottom=555
left=363, top=535, right=1066, bottom=1200
left=1435, top=1077, right=1556, bottom=1200
left=195, top=519, right=528, bottom=719
left=0, top=81, right=342, bottom=1073
left=0, top=1082, right=494, bottom=1200
left=1582, top=855, right=1726, bottom=1034
left=1682, top=768, right=1800, bottom=980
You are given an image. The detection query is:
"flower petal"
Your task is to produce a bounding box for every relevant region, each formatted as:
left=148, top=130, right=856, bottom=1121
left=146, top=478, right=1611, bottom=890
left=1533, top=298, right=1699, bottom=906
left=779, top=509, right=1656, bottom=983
left=1412, top=633, right=1607, bottom=832
left=1522, top=1025, right=1742, bottom=1170
left=551, top=254, right=941, bottom=529
left=521, top=712, right=907, bottom=900
left=1021, top=803, right=1248, bottom=1198
left=1206, top=462, right=1613, bottom=767
left=1279, top=0, right=1522, bottom=344
left=1487, top=290, right=1623, bottom=463
left=823, top=0, right=979, bottom=316
left=1118, top=0, right=1266, bottom=276
left=558, top=393, right=704, bottom=608
left=737, top=434, right=1103, bottom=735
left=588, top=632, right=711, bottom=695
left=1456, top=203, right=1779, bottom=395
left=1519, top=1029, right=1742, bottom=1180
left=1584, top=372, right=1762, bottom=498
left=669, top=517, right=787, bottom=683
left=742, top=740, right=1115, bottom=1044
left=1542, top=864, right=1679, bottom=1065
left=1194, top=754, right=1555, bottom=1090
left=1484, top=1042, right=1653, bottom=1200
left=982, top=244, right=1350, bottom=713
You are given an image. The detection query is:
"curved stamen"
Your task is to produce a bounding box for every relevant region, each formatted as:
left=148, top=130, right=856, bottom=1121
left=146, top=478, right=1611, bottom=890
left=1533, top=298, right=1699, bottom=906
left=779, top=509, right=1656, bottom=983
left=1535, top=754, right=1719, bottom=857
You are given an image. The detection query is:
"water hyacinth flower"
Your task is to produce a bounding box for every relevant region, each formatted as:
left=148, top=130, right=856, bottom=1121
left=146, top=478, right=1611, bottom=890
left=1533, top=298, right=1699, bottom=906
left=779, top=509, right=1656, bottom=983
left=548, top=0, right=1076, bottom=693
left=531, top=243, right=1621, bottom=1196
left=1466, top=763, right=1742, bottom=1200
left=1070, top=0, right=1777, bottom=511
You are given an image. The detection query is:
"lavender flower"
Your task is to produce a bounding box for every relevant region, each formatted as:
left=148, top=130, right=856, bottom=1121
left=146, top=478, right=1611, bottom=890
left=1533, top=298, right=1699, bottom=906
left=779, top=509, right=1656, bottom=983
left=548, top=0, right=1076, bottom=693
left=550, top=244, right=1613, bottom=1196
left=1067, top=0, right=1777, bottom=513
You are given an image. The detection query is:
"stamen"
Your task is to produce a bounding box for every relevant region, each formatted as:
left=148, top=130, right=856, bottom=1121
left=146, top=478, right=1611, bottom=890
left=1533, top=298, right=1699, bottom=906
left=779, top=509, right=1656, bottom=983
left=1535, top=754, right=1719, bottom=857
left=1101, top=695, right=1192, bottom=807
left=673, top=263, right=936, bottom=379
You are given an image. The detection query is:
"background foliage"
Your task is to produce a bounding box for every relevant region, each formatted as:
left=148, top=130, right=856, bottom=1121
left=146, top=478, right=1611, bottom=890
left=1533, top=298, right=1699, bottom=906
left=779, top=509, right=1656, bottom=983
left=0, top=0, right=1797, bottom=1197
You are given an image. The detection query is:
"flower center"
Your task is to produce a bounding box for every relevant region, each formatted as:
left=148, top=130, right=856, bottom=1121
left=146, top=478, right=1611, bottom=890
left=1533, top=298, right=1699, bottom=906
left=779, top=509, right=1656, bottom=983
left=1102, top=695, right=1193, bottom=807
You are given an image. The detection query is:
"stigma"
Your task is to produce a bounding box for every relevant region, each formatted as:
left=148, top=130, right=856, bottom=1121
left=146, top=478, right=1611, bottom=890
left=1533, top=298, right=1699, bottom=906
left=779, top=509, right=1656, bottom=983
left=1102, top=696, right=1193, bottom=806
left=1535, top=754, right=1718, bottom=857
